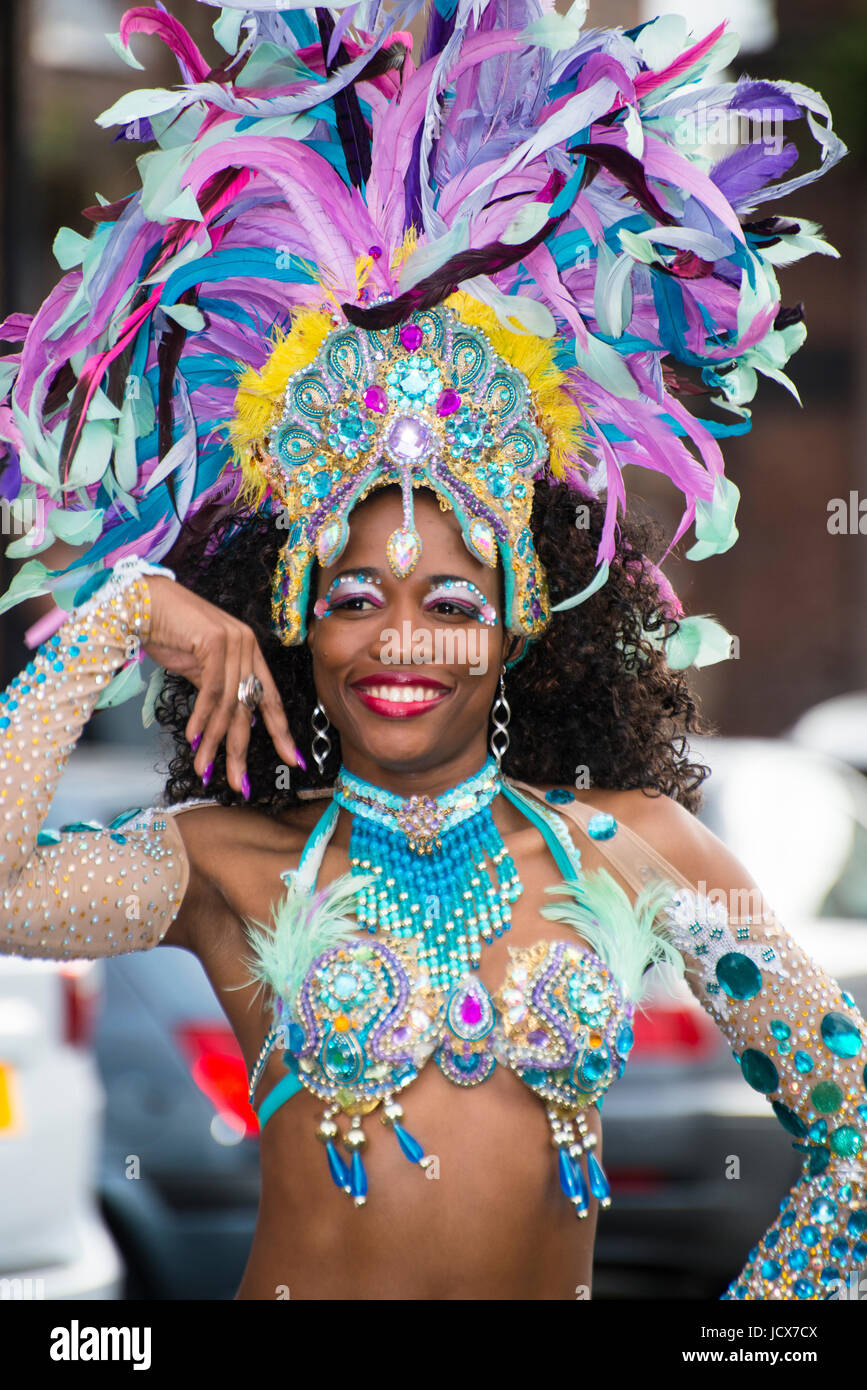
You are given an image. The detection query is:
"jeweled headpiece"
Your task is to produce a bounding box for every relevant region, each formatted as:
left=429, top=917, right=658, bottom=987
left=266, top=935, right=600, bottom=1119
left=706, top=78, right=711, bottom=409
left=0, top=1, right=845, bottom=699
left=237, top=300, right=558, bottom=644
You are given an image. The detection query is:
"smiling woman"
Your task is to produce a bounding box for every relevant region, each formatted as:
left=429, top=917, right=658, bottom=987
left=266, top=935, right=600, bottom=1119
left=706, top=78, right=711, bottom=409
left=1, top=0, right=862, bottom=1305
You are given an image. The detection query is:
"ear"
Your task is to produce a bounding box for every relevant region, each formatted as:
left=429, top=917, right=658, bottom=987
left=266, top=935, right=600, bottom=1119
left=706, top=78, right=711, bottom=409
left=504, top=635, right=528, bottom=668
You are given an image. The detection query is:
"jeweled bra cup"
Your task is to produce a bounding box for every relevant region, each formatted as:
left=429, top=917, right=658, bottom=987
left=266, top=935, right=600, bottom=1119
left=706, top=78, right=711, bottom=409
left=245, top=777, right=651, bottom=1214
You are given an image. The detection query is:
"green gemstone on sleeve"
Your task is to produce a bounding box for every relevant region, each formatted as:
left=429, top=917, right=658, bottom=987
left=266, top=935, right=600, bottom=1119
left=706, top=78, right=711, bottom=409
left=811, top=1080, right=844, bottom=1113
left=830, top=1127, right=863, bottom=1158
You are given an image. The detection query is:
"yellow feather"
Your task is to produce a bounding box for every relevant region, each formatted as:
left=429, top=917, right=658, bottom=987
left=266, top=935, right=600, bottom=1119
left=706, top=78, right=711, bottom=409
left=444, top=291, right=588, bottom=475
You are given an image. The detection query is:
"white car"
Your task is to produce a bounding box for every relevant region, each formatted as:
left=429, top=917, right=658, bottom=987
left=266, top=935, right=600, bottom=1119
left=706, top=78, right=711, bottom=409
left=0, top=955, right=123, bottom=1299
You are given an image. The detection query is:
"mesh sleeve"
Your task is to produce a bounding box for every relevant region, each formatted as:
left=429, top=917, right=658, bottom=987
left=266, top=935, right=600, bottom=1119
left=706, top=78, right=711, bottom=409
left=661, top=888, right=867, bottom=1301
left=0, top=559, right=191, bottom=959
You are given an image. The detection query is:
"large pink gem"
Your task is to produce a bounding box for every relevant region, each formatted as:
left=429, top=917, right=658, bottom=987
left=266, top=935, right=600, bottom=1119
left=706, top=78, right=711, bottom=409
left=388, top=415, right=431, bottom=460
left=400, top=323, right=423, bottom=351
left=364, top=384, right=388, bottom=413
left=460, top=993, right=483, bottom=1026
left=436, top=389, right=461, bottom=416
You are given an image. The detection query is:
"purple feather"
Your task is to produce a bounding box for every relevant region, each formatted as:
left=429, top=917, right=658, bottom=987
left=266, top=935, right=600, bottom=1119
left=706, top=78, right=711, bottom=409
left=0, top=447, right=20, bottom=501
left=710, top=142, right=799, bottom=211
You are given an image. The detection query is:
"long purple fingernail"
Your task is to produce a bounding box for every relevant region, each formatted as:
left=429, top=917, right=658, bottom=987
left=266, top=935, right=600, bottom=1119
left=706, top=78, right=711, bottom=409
left=202, top=761, right=214, bottom=787
left=190, top=732, right=202, bottom=752
left=296, top=751, right=307, bottom=771
left=250, top=714, right=257, bottom=728
left=241, top=772, right=251, bottom=802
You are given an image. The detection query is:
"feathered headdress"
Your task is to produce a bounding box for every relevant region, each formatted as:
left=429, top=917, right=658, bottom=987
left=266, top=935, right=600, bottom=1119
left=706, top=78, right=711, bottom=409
left=0, top=1, right=845, bottom=700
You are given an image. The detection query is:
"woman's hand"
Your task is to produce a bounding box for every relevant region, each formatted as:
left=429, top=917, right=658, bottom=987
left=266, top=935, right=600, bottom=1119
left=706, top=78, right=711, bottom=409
left=142, top=575, right=303, bottom=795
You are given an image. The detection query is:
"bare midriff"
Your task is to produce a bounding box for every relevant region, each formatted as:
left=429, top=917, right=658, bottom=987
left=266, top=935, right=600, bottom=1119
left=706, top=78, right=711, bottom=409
left=237, top=1063, right=602, bottom=1300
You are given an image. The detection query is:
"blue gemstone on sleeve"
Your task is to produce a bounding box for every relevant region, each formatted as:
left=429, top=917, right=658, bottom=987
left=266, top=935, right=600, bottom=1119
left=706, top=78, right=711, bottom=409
left=545, top=788, right=575, bottom=804
left=820, top=1012, right=861, bottom=1058
left=716, top=952, right=762, bottom=1001
left=788, top=1249, right=808, bottom=1271
left=587, top=812, right=617, bottom=840
left=793, top=1279, right=814, bottom=1298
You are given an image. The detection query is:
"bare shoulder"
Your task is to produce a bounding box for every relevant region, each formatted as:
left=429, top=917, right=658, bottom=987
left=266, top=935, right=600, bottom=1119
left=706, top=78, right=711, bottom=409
left=534, top=780, right=755, bottom=893
left=595, top=787, right=764, bottom=897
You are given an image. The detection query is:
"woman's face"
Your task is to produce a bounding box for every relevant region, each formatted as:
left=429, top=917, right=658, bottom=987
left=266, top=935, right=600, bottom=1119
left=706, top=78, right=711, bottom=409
left=306, top=487, right=520, bottom=790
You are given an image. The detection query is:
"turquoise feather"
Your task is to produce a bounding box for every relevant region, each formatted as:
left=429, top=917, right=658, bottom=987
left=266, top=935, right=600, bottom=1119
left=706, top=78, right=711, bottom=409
left=236, top=869, right=375, bottom=1010
left=540, top=868, right=686, bottom=1004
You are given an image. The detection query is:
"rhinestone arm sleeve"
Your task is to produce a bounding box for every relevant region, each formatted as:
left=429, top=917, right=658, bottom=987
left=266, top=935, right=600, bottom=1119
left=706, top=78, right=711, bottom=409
left=0, top=559, right=191, bottom=959
left=661, top=889, right=867, bottom=1301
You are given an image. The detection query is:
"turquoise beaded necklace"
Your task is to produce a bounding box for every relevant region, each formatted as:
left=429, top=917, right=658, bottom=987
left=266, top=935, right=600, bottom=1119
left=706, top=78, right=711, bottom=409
left=332, top=756, right=522, bottom=992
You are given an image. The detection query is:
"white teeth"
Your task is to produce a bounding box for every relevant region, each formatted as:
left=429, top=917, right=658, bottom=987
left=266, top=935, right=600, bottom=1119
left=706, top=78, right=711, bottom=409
left=361, top=685, right=444, bottom=703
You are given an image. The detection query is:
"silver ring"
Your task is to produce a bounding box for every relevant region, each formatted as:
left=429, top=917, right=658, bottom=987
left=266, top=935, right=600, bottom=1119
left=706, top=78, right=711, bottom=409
left=237, top=674, right=263, bottom=712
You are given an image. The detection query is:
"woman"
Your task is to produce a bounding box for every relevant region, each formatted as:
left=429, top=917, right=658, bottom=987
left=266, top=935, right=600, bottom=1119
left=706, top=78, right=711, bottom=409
left=1, top=3, right=862, bottom=1301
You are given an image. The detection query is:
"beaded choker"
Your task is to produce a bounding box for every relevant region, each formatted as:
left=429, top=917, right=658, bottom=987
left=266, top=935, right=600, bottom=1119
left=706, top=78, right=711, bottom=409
left=332, top=757, right=523, bottom=992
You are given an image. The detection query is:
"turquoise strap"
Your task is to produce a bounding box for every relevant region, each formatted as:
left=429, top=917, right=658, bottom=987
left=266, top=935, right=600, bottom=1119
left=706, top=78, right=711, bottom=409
left=498, top=782, right=581, bottom=882
left=256, top=1070, right=305, bottom=1130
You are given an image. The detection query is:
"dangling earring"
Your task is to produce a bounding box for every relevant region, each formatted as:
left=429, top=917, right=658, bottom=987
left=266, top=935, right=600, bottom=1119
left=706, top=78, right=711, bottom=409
left=489, top=666, right=510, bottom=769
left=311, top=702, right=332, bottom=775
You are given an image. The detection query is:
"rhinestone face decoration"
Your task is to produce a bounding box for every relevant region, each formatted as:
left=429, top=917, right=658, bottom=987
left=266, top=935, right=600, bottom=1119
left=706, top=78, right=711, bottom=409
left=260, top=304, right=552, bottom=647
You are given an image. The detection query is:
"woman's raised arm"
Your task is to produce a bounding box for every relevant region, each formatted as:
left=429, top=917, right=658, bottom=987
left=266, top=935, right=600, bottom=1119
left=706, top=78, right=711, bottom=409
left=0, top=551, right=301, bottom=960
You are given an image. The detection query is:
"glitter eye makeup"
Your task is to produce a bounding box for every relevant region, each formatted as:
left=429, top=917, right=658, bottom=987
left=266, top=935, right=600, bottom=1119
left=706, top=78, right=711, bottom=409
left=425, top=579, right=498, bottom=626
left=314, top=572, right=384, bottom=619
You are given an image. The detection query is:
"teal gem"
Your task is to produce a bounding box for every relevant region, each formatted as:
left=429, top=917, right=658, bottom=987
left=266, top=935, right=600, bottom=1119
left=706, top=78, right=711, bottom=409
left=338, top=416, right=362, bottom=441
left=321, top=1027, right=364, bottom=1084
left=821, top=1012, right=862, bottom=1058
left=579, top=1049, right=610, bottom=1084
left=807, top=1118, right=828, bottom=1142
left=792, top=1279, right=814, bottom=1298
left=769, top=1020, right=790, bottom=1040
left=616, top=1023, right=635, bottom=1057
left=830, top=1126, right=862, bottom=1158
left=794, top=1050, right=814, bottom=1073
left=740, top=1048, right=779, bottom=1093
left=829, top=1236, right=849, bottom=1259
left=312, top=469, right=332, bottom=497
left=788, top=1249, right=808, bottom=1271
left=820, top=1267, right=841, bottom=1288
left=333, top=971, right=359, bottom=1000
left=716, top=952, right=762, bottom=1001
left=771, top=1101, right=807, bottom=1137
left=811, top=1080, right=843, bottom=1113
left=849, top=1211, right=867, bottom=1236
left=400, top=368, right=429, bottom=397
left=587, top=813, right=617, bottom=841
left=808, top=1147, right=830, bottom=1176
left=800, top=1224, right=820, bottom=1247
left=545, top=788, right=575, bottom=804
left=521, top=1068, right=547, bottom=1086
left=810, top=1197, right=837, bottom=1225
left=760, top=1259, right=780, bottom=1280
left=854, top=1241, right=867, bottom=1262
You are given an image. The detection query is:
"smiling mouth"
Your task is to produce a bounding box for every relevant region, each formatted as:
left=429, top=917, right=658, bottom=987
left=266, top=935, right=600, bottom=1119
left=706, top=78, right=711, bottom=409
left=351, top=682, right=452, bottom=717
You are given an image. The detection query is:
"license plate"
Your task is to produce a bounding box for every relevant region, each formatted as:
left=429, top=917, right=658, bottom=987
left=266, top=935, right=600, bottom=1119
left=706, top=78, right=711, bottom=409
left=0, top=1062, right=20, bottom=1134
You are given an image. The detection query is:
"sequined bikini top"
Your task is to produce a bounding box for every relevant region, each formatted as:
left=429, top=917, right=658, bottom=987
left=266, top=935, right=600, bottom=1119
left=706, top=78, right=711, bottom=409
left=243, top=777, right=684, bottom=1215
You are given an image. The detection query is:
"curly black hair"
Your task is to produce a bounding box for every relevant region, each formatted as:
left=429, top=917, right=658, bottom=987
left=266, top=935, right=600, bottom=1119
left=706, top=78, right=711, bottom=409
left=155, top=481, right=713, bottom=813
